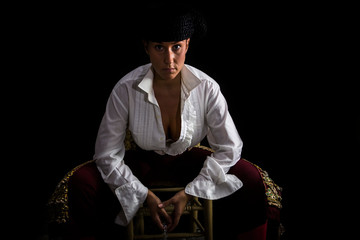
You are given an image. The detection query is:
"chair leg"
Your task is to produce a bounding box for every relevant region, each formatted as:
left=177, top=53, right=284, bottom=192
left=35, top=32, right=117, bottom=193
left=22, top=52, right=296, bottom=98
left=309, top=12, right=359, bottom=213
left=139, top=212, right=144, bottom=234
left=127, top=220, right=134, bottom=240
left=191, top=198, right=199, bottom=233
left=204, top=199, right=213, bottom=240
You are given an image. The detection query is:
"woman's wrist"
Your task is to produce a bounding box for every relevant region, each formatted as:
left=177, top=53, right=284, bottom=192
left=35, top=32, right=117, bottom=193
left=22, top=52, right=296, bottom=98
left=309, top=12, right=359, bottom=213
left=183, top=190, right=193, bottom=201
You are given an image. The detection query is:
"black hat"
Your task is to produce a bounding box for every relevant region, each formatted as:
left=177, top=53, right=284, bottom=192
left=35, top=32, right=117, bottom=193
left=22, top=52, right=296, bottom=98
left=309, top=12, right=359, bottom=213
left=140, top=5, right=207, bottom=42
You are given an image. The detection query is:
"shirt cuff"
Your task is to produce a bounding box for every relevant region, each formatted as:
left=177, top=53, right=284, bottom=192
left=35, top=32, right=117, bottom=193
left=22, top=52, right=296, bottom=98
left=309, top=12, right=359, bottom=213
left=113, top=180, right=148, bottom=226
left=185, top=157, right=243, bottom=199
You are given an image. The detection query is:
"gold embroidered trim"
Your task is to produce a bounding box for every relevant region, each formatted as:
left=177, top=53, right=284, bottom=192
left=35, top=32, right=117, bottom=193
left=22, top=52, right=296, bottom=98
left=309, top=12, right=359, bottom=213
left=47, top=160, right=95, bottom=224
left=193, top=144, right=214, bottom=152
left=245, top=160, right=283, bottom=209
left=125, top=128, right=138, bottom=151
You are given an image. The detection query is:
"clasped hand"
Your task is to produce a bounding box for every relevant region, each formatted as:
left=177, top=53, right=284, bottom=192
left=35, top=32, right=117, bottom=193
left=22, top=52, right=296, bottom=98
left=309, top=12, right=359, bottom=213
left=146, top=189, right=193, bottom=232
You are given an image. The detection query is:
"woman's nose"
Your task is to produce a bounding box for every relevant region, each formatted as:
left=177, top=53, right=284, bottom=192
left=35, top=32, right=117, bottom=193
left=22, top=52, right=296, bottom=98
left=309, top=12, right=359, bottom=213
left=164, top=49, right=174, bottom=64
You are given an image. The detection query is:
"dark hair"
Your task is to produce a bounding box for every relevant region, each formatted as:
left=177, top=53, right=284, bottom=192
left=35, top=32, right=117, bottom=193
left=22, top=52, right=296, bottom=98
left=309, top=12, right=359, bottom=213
left=140, top=5, right=207, bottom=42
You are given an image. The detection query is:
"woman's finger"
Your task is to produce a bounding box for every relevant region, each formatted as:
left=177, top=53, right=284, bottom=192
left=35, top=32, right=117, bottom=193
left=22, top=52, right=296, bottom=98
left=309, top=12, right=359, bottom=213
left=160, top=207, right=172, bottom=225
left=159, top=198, right=173, bottom=209
left=153, top=213, right=165, bottom=230
left=168, top=211, right=181, bottom=232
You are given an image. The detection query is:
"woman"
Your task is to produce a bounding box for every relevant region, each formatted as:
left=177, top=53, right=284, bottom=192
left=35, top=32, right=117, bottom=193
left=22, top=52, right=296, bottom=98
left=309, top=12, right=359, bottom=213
left=66, top=6, right=281, bottom=240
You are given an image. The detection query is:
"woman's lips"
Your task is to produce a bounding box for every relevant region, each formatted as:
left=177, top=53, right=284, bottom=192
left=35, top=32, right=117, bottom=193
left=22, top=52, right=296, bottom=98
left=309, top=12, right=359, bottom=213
left=163, top=68, right=176, bottom=73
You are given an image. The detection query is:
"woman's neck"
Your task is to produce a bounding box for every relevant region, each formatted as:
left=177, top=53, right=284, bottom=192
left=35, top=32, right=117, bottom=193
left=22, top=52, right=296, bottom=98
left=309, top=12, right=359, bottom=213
left=153, top=71, right=181, bottom=89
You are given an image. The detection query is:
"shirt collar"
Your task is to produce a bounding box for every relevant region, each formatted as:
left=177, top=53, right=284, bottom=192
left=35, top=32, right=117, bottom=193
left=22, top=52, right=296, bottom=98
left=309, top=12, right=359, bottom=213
left=138, top=67, right=157, bottom=105
left=181, top=64, right=202, bottom=96
left=138, top=64, right=202, bottom=103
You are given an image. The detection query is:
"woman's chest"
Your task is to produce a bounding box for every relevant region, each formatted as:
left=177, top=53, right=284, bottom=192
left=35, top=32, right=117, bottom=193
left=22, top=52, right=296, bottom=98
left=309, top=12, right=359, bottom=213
left=128, top=91, right=207, bottom=152
left=154, top=90, right=181, bottom=141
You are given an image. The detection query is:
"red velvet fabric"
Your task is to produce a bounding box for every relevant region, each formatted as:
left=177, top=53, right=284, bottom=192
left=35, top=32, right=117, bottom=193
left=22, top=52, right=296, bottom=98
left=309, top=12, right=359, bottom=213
left=237, top=221, right=268, bottom=240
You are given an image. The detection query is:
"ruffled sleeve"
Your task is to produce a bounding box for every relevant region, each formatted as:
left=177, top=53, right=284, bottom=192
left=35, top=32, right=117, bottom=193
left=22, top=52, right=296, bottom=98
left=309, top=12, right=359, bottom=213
left=185, top=157, right=243, bottom=199
left=94, top=84, right=148, bottom=226
left=114, top=181, right=148, bottom=225
left=185, top=81, right=244, bottom=199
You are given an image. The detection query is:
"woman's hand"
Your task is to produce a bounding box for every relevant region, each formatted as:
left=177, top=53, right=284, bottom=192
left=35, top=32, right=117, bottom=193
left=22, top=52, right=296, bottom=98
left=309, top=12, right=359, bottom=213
left=158, top=190, right=193, bottom=232
left=146, top=190, right=172, bottom=231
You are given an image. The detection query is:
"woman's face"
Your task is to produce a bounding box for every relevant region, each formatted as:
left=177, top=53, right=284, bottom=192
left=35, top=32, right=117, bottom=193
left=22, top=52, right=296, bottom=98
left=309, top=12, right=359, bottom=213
left=145, top=39, right=190, bottom=81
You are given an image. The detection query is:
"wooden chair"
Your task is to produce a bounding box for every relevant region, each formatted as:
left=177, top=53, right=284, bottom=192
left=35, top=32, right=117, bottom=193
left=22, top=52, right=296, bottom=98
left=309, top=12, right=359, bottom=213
left=127, top=187, right=213, bottom=240
left=48, top=129, right=282, bottom=239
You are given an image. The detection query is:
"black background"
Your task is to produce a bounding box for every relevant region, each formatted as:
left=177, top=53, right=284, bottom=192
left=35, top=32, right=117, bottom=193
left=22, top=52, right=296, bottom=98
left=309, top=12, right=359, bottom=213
left=6, top=2, right=357, bottom=239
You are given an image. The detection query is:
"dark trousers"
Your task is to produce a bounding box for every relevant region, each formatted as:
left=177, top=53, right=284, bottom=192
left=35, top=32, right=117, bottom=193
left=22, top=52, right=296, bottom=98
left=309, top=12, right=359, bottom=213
left=66, top=147, right=273, bottom=239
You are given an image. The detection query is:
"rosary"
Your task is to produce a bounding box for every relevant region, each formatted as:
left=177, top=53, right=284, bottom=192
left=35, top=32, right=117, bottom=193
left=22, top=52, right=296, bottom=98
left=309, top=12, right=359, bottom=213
left=163, top=222, right=168, bottom=240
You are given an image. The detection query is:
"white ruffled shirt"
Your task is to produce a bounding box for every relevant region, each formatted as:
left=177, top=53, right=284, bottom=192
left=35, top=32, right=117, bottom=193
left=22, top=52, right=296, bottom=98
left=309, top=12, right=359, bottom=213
left=94, top=63, right=243, bottom=226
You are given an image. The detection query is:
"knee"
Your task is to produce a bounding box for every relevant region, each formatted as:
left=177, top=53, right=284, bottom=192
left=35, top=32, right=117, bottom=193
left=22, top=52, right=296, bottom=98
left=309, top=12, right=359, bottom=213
left=68, top=162, right=106, bottom=215
left=67, top=162, right=105, bottom=220
left=69, top=162, right=103, bottom=192
left=229, top=159, right=265, bottom=194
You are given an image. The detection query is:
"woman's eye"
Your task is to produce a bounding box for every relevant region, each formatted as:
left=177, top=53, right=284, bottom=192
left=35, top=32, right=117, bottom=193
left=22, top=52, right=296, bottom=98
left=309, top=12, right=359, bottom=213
left=172, top=44, right=181, bottom=51
left=154, top=45, right=164, bottom=51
